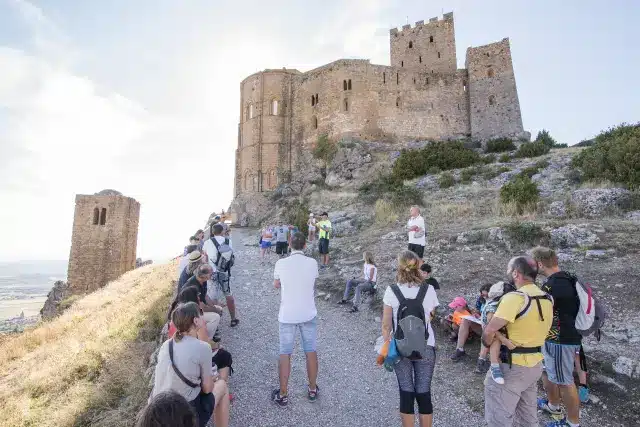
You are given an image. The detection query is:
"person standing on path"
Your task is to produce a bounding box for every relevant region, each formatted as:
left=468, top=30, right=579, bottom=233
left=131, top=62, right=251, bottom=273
left=272, top=232, right=320, bottom=406
left=482, top=256, right=553, bottom=427
left=308, top=213, right=317, bottom=242
left=406, top=206, right=426, bottom=259
left=532, top=247, right=583, bottom=427
left=317, top=212, right=332, bottom=268
left=274, top=222, right=290, bottom=258
left=381, top=250, right=439, bottom=427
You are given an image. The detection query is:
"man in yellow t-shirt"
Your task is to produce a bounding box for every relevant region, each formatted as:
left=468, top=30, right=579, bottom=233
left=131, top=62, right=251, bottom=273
left=316, top=212, right=332, bottom=268
left=482, top=256, right=553, bottom=427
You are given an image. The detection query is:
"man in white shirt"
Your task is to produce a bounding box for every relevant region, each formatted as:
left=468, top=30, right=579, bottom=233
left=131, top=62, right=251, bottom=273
left=407, top=205, right=426, bottom=258
left=203, top=223, right=239, bottom=327
left=271, top=232, right=319, bottom=406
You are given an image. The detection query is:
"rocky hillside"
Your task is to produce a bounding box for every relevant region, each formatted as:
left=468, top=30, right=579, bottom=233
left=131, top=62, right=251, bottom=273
left=230, top=134, right=640, bottom=396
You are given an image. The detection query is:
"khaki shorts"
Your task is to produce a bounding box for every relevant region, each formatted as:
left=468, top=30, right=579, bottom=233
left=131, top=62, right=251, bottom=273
left=484, top=362, right=542, bottom=427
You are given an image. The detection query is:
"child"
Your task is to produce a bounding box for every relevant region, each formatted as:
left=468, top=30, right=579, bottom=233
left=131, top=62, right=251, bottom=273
left=443, top=297, right=473, bottom=341
left=481, top=281, right=516, bottom=385
left=338, top=251, right=377, bottom=313
left=474, top=284, right=492, bottom=315
left=260, top=226, right=273, bottom=263
left=420, top=263, right=440, bottom=290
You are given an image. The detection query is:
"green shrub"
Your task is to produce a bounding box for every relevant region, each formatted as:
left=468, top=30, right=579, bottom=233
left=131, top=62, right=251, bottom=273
left=460, top=167, right=477, bottom=183
left=553, top=143, right=568, bottom=148
left=312, top=134, right=338, bottom=164
left=535, top=129, right=557, bottom=148
left=499, top=153, right=511, bottom=163
left=427, top=166, right=441, bottom=175
left=482, top=154, right=497, bottom=164
left=392, top=141, right=481, bottom=181
left=504, top=221, right=550, bottom=246
left=576, top=139, right=594, bottom=147
left=482, top=166, right=510, bottom=180
left=358, top=174, right=422, bottom=207
left=500, top=175, right=540, bottom=214
left=486, top=138, right=516, bottom=153
left=389, top=186, right=424, bottom=207
left=284, top=199, right=310, bottom=235
left=374, top=199, right=398, bottom=223
left=515, top=141, right=550, bottom=158
left=519, top=159, right=549, bottom=179
left=438, top=172, right=456, bottom=188
left=572, top=123, right=640, bottom=189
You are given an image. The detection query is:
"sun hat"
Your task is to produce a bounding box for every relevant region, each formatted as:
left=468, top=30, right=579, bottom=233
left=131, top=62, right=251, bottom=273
left=188, top=250, right=202, bottom=263
left=488, top=281, right=506, bottom=299
left=448, top=296, right=468, bottom=309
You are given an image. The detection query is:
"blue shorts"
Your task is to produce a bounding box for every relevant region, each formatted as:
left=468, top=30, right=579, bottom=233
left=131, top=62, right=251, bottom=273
left=260, top=241, right=272, bottom=249
left=279, top=317, right=317, bottom=355
left=543, top=341, right=581, bottom=385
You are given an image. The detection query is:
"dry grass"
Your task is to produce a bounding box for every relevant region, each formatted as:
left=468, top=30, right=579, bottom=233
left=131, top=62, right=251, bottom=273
left=374, top=199, right=399, bottom=223
left=0, top=262, right=176, bottom=427
left=579, top=179, right=619, bottom=189
left=425, top=201, right=474, bottom=228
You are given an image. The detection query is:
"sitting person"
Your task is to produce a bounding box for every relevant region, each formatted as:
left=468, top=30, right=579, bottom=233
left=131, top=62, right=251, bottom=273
left=152, top=303, right=229, bottom=427
left=450, top=285, right=495, bottom=362
left=178, top=250, right=204, bottom=290
left=442, top=296, right=473, bottom=342
left=137, top=390, right=197, bottom=427
left=419, top=263, right=440, bottom=290
left=478, top=281, right=516, bottom=384
left=338, top=251, right=377, bottom=313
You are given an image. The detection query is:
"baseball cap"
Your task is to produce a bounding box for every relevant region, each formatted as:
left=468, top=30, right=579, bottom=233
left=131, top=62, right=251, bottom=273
left=448, top=296, right=467, bottom=309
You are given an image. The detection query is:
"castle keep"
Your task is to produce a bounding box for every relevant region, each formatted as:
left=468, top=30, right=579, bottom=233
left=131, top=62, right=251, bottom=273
left=67, top=190, right=140, bottom=293
left=235, top=12, right=525, bottom=196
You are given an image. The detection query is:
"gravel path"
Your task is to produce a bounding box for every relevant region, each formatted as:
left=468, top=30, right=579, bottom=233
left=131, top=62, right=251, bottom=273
left=219, top=229, right=485, bottom=427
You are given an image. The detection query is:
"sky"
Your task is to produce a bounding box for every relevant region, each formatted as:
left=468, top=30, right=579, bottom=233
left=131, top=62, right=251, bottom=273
left=0, top=0, right=638, bottom=262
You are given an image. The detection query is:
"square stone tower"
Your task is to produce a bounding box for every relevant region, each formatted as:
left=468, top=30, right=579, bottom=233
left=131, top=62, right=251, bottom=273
left=66, top=189, right=140, bottom=293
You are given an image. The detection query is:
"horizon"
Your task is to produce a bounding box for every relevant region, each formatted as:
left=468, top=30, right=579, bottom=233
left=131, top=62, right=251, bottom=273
left=1, top=0, right=639, bottom=263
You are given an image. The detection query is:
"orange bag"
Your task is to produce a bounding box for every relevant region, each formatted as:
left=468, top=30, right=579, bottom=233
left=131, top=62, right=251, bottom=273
left=376, top=339, right=390, bottom=366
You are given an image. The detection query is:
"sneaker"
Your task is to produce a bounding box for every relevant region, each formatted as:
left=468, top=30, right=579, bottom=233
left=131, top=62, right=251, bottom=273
left=308, top=384, right=319, bottom=402
left=490, top=365, right=505, bottom=385
left=474, top=358, right=489, bottom=374
left=537, top=398, right=564, bottom=419
left=578, top=385, right=589, bottom=403
left=545, top=418, right=578, bottom=427
left=337, top=300, right=348, bottom=305
left=271, top=389, right=288, bottom=407
left=349, top=306, right=359, bottom=313
left=450, top=349, right=466, bottom=361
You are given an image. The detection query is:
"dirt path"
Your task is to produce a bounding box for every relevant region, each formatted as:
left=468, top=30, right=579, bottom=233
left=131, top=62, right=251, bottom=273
left=218, top=228, right=626, bottom=426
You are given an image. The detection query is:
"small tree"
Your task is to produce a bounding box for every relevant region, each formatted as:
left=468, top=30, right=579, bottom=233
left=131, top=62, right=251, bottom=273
left=535, top=129, right=557, bottom=148
left=312, top=134, right=338, bottom=165
left=500, top=175, right=540, bottom=214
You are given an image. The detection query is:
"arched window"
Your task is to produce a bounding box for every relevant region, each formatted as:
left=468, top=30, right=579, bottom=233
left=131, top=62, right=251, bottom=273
left=348, top=79, right=352, bottom=90
left=426, top=77, right=429, bottom=85
left=343, top=80, right=347, bottom=91
left=401, top=60, right=404, bottom=67
left=487, top=69, right=495, bottom=78
left=247, top=103, right=254, bottom=119
left=268, top=170, right=277, bottom=188
left=396, top=97, right=402, bottom=108
left=489, top=95, right=496, bottom=106
left=409, top=41, right=413, bottom=48
left=93, top=208, right=99, bottom=225
left=429, top=35, right=434, bottom=43
left=312, top=115, right=318, bottom=129
left=99, top=208, right=107, bottom=225
left=438, top=52, right=441, bottom=59
left=383, top=72, right=386, bottom=84
left=311, top=95, right=315, bottom=106
left=463, top=81, right=467, bottom=92
left=413, top=77, right=416, bottom=84
left=315, top=94, right=319, bottom=105
left=419, top=55, right=422, bottom=63
left=344, top=98, right=349, bottom=112
left=252, top=175, right=257, bottom=191
left=244, top=172, right=249, bottom=190
left=272, top=99, right=279, bottom=115
left=396, top=73, right=399, bottom=84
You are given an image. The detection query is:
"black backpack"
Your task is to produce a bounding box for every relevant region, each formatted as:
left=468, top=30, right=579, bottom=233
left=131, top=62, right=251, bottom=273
left=211, top=237, right=235, bottom=272
left=390, top=284, right=430, bottom=360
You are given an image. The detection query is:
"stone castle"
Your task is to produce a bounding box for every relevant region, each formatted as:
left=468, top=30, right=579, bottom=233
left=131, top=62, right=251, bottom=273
left=66, top=190, right=140, bottom=293
left=234, top=12, right=526, bottom=197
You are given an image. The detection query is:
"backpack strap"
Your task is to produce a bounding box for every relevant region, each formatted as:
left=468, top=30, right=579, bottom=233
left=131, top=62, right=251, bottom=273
left=169, top=339, right=199, bottom=388
left=211, top=237, right=222, bottom=267
left=415, top=283, right=429, bottom=305
left=514, top=291, right=531, bottom=320
left=389, top=284, right=406, bottom=304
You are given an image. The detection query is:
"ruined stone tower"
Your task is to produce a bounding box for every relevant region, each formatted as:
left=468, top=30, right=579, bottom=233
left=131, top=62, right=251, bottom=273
left=66, top=189, right=140, bottom=293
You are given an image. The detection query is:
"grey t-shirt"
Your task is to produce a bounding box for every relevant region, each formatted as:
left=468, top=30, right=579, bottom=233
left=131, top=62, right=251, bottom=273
left=152, top=336, right=212, bottom=402
left=276, top=226, right=289, bottom=243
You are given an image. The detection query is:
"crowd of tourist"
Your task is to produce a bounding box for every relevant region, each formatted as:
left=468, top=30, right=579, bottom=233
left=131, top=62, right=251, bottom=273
left=136, top=206, right=595, bottom=427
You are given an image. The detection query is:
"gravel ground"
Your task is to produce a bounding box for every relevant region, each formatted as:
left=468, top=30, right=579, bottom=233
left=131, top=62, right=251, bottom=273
left=218, top=229, right=630, bottom=427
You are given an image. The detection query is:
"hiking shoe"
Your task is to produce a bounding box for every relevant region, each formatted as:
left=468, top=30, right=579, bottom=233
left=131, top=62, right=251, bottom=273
left=490, top=365, right=505, bottom=385
left=349, top=306, right=359, bottom=313
left=212, top=329, right=222, bottom=343
left=308, top=385, right=319, bottom=402
left=474, top=358, right=489, bottom=374
left=230, top=319, right=240, bottom=327
left=271, top=389, right=288, bottom=407
left=450, top=349, right=466, bottom=361
left=545, top=418, right=578, bottom=427
left=578, top=385, right=589, bottom=403
left=537, top=398, right=564, bottom=419
left=337, top=300, right=348, bottom=305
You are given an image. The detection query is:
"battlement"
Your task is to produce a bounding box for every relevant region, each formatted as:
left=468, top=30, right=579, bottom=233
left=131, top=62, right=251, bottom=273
left=389, top=12, right=454, bottom=35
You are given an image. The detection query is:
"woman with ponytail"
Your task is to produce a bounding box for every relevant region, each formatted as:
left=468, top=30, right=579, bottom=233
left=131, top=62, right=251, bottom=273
left=381, top=251, right=439, bottom=427
left=152, top=302, right=229, bottom=427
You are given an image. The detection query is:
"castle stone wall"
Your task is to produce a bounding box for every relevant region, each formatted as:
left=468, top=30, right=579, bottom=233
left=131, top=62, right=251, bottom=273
left=67, top=193, right=140, bottom=293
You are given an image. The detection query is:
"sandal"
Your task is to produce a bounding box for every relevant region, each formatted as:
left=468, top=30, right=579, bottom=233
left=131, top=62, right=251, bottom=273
left=307, top=384, right=319, bottom=402
left=230, top=319, right=240, bottom=327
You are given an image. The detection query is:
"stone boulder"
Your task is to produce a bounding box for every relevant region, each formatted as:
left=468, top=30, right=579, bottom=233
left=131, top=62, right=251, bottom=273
left=547, top=201, right=567, bottom=218
left=571, top=188, right=631, bottom=217
left=550, top=224, right=598, bottom=248
left=40, top=280, right=70, bottom=320
left=324, top=142, right=373, bottom=187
